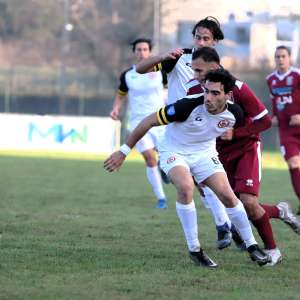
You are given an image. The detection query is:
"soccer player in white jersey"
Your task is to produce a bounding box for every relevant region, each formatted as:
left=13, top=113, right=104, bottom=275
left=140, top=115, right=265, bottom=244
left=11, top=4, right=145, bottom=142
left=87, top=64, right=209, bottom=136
left=188, top=47, right=300, bottom=266
left=104, top=69, right=271, bottom=268
left=136, top=17, right=234, bottom=247
left=136, top=16, right=224, bottom=105
left=110, top=38, right=168, bottom=209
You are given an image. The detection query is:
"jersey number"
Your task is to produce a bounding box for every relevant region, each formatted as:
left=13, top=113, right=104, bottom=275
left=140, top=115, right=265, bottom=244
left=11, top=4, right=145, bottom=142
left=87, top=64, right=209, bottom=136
left=211, top=157, right=220, bottom=165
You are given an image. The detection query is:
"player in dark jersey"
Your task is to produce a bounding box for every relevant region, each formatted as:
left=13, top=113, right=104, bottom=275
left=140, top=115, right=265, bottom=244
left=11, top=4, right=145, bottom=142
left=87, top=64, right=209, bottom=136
left=266, top=45, right=300, bottom=215
left=104, top=69, right=271, bottom=268
left=187, top=47, right=300, bottom=266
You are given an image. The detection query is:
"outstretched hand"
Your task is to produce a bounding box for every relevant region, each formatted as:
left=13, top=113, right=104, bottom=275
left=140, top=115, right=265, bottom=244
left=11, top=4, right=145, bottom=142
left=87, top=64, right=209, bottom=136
left=290, top=114, right=300, bottom=126
left=161, top=48, right=184, bottom=60
left=220, top=129, right=234, bottom=141
left=103, top=151, right=126, bottom=172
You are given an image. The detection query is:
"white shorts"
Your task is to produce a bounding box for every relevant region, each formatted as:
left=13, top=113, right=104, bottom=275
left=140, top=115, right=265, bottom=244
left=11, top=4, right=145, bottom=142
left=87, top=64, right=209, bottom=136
left=159, top=151, right=225, bottom=184
left=135, top=126, right=165, bottom=153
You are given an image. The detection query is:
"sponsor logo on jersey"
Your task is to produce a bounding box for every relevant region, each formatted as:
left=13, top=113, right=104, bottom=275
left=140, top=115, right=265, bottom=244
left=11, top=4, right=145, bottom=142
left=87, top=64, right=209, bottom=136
left=272, top=86, right=292, bottom=95
left=195, top=116, right=202, bottom=121
left=245, top=179, right=254, bottom=187
left=167, top=156, right=176, bottom=164
left=217, top=119, right=230, bottom=128
left=276, top=95, right=293, bottom=111
left=286, top=76, right=293, bottom=85
left=185, top=62, right=192, bottom=68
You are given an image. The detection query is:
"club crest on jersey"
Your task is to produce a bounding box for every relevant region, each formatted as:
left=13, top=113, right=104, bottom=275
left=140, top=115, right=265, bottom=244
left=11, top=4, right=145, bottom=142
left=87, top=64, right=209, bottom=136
left=271, top=79, right=276, bottom=86
left=167, top=105, right=175, bottom=116
left=217, top=119, right=230, bottom=128
left=286, top=76, right=293, bottom=85
left=167, top=156, right=176, bottom=164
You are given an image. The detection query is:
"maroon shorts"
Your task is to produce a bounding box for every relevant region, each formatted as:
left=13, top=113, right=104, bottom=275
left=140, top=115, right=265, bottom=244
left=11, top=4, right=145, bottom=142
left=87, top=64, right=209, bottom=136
left=219, top=141, right=261, bottom=196
left=280, top=136, right=300, bottom=160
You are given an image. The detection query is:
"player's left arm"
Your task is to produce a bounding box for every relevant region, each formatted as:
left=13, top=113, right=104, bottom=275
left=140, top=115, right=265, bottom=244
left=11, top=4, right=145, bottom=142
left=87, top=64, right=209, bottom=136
left=231, top=82, right=272, bottom=139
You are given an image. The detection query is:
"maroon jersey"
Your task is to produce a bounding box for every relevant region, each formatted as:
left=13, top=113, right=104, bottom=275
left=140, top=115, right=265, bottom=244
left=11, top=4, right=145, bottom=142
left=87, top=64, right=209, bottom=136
left=186, top=78, right=271, bottom=155
left=266, top=68, right=300, bottom=141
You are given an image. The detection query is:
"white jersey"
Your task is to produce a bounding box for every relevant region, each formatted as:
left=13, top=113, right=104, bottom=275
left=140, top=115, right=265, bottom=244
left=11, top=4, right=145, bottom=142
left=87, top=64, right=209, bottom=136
left=117, top=65, right=167, bottom=129
left=154, top=48, right=194, bottom=104
left=156, top=94, right=244, bottom=154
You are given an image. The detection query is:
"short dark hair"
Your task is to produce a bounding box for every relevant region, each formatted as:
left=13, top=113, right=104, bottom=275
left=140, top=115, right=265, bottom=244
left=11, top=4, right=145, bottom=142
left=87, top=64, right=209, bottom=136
left=130, top=38, right=152, bottom=52
left=192, top=47, right=220, bottom=64
left=192, top=16, right=224, bottom=41
left=204, top=69, right=235, bottom=94
left=275, top=45, right=291, bottom=56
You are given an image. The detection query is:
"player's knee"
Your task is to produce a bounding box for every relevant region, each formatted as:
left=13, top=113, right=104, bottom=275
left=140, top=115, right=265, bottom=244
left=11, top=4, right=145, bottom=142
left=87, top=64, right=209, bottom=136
left=287, top=157, right=300, bottom=169
left=215, top=188, right=238, bottom=207
left=177, top=181, right=194, bottom=201
left=241, top=198, right=257, bottom=219
left=143, top=152, right=157, bottom=167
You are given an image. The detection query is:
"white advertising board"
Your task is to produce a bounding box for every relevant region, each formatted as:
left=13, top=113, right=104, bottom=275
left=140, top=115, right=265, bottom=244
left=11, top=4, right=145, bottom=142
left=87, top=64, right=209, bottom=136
left=0, top=114, right=121, bottom=154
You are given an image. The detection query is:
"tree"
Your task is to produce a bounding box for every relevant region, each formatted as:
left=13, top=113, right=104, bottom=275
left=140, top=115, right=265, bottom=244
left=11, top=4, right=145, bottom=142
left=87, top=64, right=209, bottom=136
left=70, top=0, right=155, bottom=81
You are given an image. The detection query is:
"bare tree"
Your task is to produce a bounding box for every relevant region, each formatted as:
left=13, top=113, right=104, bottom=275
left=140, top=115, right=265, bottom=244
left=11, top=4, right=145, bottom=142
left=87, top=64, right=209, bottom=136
left=70, top=0, right=154, bottom=81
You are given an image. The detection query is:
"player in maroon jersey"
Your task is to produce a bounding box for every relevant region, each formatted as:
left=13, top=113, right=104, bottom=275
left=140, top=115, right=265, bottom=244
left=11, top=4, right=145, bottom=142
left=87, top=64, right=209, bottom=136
left=188, top=47, right=300, bottom=265
left=266, top=45, right=300, bottom=215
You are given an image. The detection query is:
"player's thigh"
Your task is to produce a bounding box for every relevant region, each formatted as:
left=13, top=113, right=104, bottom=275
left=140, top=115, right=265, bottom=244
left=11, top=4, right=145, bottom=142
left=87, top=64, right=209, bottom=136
left=219, top=154, right=238, bottom=191
left=159, top=151, right=189, bottom=177
left=203, top=172, right=238, bottom=207
left=169, top=165, right=194, bottom=202
left=160, top=151, right=194, bottom=201
left=190, top=153, right=225, bottom=185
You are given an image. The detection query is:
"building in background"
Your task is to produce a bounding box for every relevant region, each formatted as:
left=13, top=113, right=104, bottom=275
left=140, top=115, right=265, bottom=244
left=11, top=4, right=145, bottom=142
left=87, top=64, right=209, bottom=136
left=158, top=0, right=300, bottom=69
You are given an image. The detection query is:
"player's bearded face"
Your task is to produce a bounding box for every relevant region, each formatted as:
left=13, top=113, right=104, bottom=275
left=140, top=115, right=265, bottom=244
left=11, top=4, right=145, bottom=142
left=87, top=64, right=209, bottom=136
left=204, top=81, right=227, bottom=114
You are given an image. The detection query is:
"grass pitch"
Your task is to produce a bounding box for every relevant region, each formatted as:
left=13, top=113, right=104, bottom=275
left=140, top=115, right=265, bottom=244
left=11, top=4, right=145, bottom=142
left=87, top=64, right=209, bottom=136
left=0, top=151, right=300, bottom=300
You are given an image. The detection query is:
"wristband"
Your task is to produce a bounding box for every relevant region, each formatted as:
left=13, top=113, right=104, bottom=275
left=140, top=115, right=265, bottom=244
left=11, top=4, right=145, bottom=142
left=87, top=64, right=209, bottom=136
left=119, top=144, right=131, bottom=156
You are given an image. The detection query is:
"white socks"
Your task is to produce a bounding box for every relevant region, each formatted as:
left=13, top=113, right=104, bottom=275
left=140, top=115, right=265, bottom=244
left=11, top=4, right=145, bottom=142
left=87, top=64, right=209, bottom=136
left=201, top=186, right=231, bottom=228
left=226, top=201, right=257, bottom=248
left=176, top=200, right=200, bottom=252
left=146, top=166, right=166, bottom=200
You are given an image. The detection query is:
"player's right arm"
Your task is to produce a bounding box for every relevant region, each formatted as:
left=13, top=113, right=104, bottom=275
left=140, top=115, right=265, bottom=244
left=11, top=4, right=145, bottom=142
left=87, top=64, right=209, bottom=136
left=109, top=70, right=128, bottom=120
left=266, top=76, right=279, bottom=126
left=104, top=113, right=161, bottom=172
left=136, top=48, right=184, bottom=73
left=110, top=94, right=125, bottom=120
left=104, top=97, right=201, bottom=172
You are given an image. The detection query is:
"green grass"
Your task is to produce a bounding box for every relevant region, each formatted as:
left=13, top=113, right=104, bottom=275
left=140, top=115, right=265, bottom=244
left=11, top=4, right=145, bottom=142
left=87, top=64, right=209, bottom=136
left=0, top=152, right=300, bottom=300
